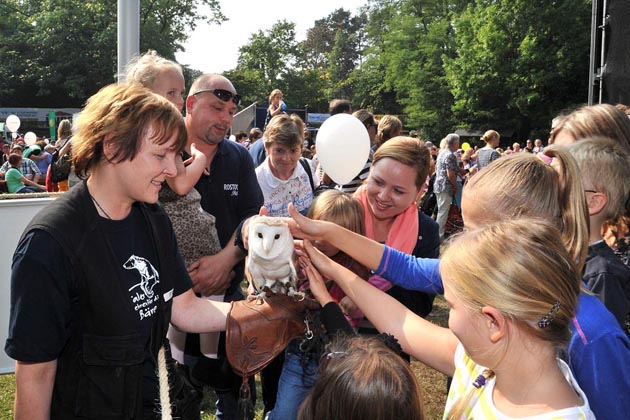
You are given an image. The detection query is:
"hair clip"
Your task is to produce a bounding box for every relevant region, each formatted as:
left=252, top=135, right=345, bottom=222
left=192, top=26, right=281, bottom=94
left=472, top=374, right=486, bottom=389
left=325, top=351, right=347, bottom=360
left=538, top=301, right=561, bottom=328
left=537, top=153, right=553, bottom=165
left=376, top=333, right=404, bottom=356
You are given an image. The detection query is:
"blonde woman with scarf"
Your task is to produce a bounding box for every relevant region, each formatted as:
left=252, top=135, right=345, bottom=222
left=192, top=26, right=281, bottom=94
left=350, top=136, right=439, bottom=330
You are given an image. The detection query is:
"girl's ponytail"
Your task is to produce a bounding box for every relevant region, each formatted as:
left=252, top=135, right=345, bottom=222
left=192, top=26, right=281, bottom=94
left=543, top=146, right=589, bottom=272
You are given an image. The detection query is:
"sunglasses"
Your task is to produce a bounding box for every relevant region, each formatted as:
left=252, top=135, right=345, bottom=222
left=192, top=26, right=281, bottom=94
left=192, top=88, right=241, bottom=106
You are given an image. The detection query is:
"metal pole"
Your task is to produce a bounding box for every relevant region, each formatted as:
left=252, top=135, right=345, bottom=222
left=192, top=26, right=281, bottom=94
left=598, top=0, right=608, bottom=104
left=588, top=0, right=598, bottom=106
left=117, top=0, right=140, bottom=83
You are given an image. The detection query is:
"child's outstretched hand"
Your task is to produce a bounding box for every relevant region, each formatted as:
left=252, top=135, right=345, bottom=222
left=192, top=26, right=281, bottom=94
left=302, top=238, right=337, bottom=281
left=299, top=255, right=333, bottom=306
left=287, top=203, right=331, bottom=241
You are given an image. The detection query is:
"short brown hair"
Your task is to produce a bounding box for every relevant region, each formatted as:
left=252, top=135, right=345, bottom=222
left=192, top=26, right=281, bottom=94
left=569, top=136, right=630, bottom=221
left=373, top=136, right=431, bottom=188
left=263, top=114, right=304, bottom=149
left=329, top=99, right=352, bottom=115
left=375, top=115, right=403, bottom=149
left=72, top=83, right=186, bottom=179
left=298, top=335, right=424, bottom=420
left=8, top=153, right=22, bottom=167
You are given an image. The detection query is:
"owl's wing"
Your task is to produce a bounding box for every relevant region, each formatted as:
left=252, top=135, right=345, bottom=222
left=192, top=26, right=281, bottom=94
left=246, top=256, right=267, bottom=293
left=288, top=257, right=298, bottom=289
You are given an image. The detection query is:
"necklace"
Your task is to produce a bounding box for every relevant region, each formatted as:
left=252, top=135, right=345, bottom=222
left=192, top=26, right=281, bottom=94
left=90, top=194, right=112, bottom=220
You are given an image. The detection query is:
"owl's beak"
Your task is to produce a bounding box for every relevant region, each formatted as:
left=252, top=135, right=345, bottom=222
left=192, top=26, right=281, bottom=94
left=262, top=235, right=273, bottom=254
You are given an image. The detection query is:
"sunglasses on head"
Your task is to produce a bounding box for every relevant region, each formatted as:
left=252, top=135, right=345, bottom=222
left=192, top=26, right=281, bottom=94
left=193, top=88, right=241, bottom=106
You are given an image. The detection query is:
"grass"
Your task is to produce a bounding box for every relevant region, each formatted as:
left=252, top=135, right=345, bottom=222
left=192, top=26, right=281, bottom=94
left=0, top=297, right=449, bottom=420
left=0, top=373, right=14, bottom=420
left=411, top=295, right=449, bottom=419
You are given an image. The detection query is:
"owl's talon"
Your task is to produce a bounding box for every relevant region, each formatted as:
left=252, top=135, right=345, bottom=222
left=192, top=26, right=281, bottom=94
left=288, top=288, right=305, bottom=301
left=254, top=291, right=266, bottom=304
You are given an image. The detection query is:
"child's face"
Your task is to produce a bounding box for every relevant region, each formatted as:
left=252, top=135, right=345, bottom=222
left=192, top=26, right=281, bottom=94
left=153, top=68, right=185, bottom=112
left=444, top=280, right=494, bottom=367
left=313, top=239, right=339, bottom=258
left=460, top=192, right=483, bottom=230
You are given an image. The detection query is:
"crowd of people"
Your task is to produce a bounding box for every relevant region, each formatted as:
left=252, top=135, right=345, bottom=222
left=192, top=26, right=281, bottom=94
left=4, top=49, right=630, bottom=420
left=0, top=118, right=77, bottom=193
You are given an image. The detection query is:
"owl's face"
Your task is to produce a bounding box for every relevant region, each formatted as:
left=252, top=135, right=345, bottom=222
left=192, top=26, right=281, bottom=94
left=248, top=217, right=294, bottom=259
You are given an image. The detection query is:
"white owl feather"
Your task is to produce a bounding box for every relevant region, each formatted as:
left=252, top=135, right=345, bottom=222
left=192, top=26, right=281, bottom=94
left=247, top=216, right=303, bottom=300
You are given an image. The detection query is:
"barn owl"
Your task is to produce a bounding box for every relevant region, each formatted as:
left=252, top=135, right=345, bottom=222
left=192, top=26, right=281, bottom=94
left=247, top=216, right=303, bottom=300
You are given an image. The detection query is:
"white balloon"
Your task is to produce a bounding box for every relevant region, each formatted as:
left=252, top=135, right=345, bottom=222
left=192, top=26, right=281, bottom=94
left=24, top=132, right=37, bottom=146
left=316, top=114, right=370, bottom=185
left=5, top=115, right=20, bottom=133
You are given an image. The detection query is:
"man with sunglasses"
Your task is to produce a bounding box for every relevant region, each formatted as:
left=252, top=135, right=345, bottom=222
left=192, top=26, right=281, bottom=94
left=183, top=74, right=263, bottom=419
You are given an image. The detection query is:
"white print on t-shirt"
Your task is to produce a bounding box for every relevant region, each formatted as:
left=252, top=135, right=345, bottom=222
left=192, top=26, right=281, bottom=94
left=224, top=183, right=239, bottom=196
left=124, top=255, right=160, bottom=320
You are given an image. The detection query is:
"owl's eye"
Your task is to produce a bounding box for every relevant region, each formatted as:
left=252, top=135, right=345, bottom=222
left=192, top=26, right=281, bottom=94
left=258, top=233, right=263, bottom=238
left=274, top=234, right=280, bottom=239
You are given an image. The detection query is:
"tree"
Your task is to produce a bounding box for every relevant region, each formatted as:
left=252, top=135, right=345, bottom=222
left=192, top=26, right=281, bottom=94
left=376, top=0, right=468, bottom=140
left=235, top=20, right=300, bottom=102
left=0, top=0, right=224, bottom=107
left=348, top=0, right=401, bottom=115
left=301, top=8, right=366, bottom=101
left=443, top=0, right=591, bottom=137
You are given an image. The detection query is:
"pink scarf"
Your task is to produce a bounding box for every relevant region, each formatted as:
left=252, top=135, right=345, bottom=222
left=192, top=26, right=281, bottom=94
left=354, top=185, right=419, bottom=291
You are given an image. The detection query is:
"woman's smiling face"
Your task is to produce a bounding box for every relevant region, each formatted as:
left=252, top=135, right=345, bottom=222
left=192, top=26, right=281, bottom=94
left=365, top=157, right=419, bottom=221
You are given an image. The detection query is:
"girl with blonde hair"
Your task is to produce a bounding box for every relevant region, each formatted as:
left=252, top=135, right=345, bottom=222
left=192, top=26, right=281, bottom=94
left=49, top=119, right=74, bottom=191
left=264, top=88, right=286, bottom=130
left=299, top=219, right=593, bottom=419
left=375, top=115, right=403, bottom=149
left=475, top=129, right=500, bottom=171
left=125, top=49, right=186, bottom=112
left=286, top=146, right=630, bottom=419
left=551, top=103, right=630, bottom=148
left=306, top=189, right=367, bottom=325
left=268, top=189, right=369, bottom=420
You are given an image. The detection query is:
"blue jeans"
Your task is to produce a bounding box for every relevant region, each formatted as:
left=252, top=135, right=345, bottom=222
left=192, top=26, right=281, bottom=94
left=267, top=341, right=319, bottom=420
left=455, top=180, right=463, bottom=209
left=17, top=186, right=41, bottom=193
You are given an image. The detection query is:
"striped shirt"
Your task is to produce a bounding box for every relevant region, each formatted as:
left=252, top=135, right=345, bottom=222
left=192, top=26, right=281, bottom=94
left=335, top=157, right=371, bottom=194
left=1, top=157, right=41, bottom=179
left=444, top=344, right=595, bottom=419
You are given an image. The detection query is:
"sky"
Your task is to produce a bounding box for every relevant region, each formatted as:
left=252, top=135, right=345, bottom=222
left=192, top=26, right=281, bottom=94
left=176, top=0, right=368, bottom=74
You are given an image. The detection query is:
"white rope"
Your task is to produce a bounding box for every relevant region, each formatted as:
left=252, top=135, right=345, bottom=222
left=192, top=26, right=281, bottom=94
left=157, top=345, right=173, bottom=420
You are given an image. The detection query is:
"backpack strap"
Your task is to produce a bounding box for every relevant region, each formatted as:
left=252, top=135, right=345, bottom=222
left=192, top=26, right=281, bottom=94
left=299, top=158, right=315, bottom=193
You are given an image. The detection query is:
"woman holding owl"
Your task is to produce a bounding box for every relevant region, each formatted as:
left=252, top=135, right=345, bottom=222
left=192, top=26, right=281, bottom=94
left=6, top=84, right=233, bottom=420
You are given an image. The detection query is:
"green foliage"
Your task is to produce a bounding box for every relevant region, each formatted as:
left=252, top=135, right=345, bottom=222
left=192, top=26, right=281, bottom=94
left=375, top=0, right=468, bottom=140
left=236, top=21, right=300, bottom=96
left=0, top=0, right=593, bottom=140
left=443, top=0, right=591, bottom=137
left=0, top=374, right=15, bottom=419
left=0, top=0, right=223, bottom=107
left=233, top=8, right=367, bottom=112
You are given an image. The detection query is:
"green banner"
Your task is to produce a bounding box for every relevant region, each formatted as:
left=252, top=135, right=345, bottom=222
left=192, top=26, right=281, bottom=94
left=48, top=111, right=56, bottom=141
